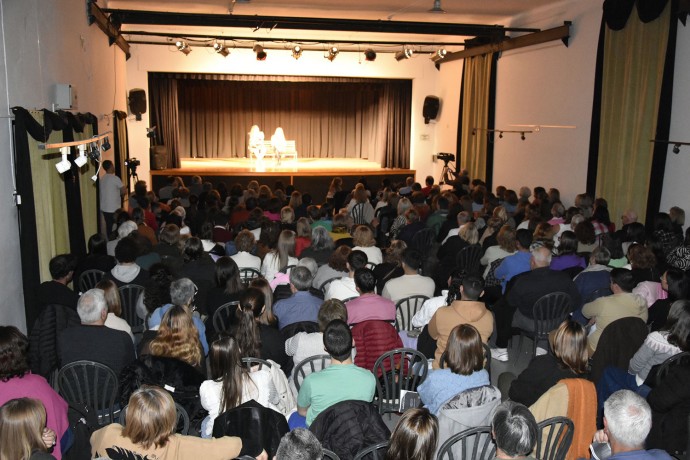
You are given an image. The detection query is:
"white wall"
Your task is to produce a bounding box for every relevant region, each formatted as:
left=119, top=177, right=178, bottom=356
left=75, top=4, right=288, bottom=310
left=0, top=0, right=128, bottom=330
left=660, top=23, right=690, bottom=220
left=126, top=44, right=444, bottom=183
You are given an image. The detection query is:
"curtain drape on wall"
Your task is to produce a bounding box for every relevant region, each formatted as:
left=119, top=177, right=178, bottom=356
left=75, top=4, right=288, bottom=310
left=148, top=73, right=412, bottom=168
left=457, top=54, right=495, bottom=182
left=588, top=0, right=677, bottom=225
left=12, top=108, right=99, bottom=331
left=149, top=77, right=181, bottom=168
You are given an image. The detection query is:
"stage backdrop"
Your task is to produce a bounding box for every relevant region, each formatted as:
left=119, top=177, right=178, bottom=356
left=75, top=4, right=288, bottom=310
left=148, top=73, right=412, bottom=169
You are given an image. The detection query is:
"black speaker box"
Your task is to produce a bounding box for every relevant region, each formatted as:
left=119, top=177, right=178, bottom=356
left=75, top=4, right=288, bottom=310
left=128, top=89, right=147, bottom=121
left=423, top=96, right=440, bottom=124
left=150, top=145, right=168, bottom=170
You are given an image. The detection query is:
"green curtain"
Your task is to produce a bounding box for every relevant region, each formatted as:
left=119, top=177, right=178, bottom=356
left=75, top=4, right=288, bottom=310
left=459, top=54, right=493, bottom=181
left=75, top=126, right=98, bottom=245
left=595, top=3, right=670, bottom=224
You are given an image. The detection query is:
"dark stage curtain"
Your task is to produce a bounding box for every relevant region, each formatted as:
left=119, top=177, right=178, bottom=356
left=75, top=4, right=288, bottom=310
left=148, top=73, right=412, bottom=169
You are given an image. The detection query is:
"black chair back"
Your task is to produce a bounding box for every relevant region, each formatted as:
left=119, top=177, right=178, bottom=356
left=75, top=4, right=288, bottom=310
left=239, top=267, right=261, bottom=286
left=353, top=441, right=389, bottom=460
left=79, top=269, right=105, bottom=293
left=436, top=426, right=496, bottom=460
left=118, top=284, right=146, bottom=332
left=395, top=295, right=429, bottom=331
left=242, top=356, right=273, bottom=370
left=323, top=449, right=340, bottom=460
left=411, top=228, right=435, bottom=253
left=213, top=301, right=240, bottom=333
left=536, top=416, right=574, bottom=460
left=351, top=203, right=367, bottom=225
left=373, top=348, right=428, bottom=416
left=455, top=244, right=483, bottom=275
left=293, top=354, right=332, bottom=392
left=57, top=360, right=119, bottom=426
left=319, top=276, right=342, bottom=293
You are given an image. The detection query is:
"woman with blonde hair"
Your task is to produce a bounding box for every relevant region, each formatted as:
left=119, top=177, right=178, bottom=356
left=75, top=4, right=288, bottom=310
left=0, top=398, right=56, bottom=460
left=261, top=230, right=298, bottom=281
left=294, top=217, right=312, bottom=257
left=352, top=225, right=382, bottom=265
left=384, top=408, right=438, bottom=460
left=390, top=197, right=412, bottom=240
left=507, top=320, right=588, bottom=406
left=147, top=306, right=204, bottom=372
left=346, top=186, right=375, bottom=225
left=90, top=385, right=256, bottom=459
left=458, top=222, right=479, bottom=245
left=481, top=225, right=517, bottom=278
left=96, top=279, right=134, bottom=342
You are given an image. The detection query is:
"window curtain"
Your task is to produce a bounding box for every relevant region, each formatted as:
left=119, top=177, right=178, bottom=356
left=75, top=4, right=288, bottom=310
left=149, top=73, right=411, bottom=168
left=12, top=108, right=99, bottom=331
left=149, top=77, right=181, bottom=168
left=457, top=53, right=496, bottom=183
left=588, top=0, right=677, bottom=225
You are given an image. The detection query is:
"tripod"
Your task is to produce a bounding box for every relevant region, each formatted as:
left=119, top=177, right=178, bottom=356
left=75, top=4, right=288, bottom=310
left=439, top=160, right=456, bottom=185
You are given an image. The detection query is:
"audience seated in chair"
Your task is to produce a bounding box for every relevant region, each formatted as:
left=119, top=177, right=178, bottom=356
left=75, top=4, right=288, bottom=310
left=37, top=254, right=79, bottom=311
left=492, top=401, right=539, bottom=460
left=275, top=428, right=323, bottom=460
left=325, top=250, right=367, bottom=301
left=346, top=268, right=395, bottom=325
left=381, top=248, right=435, bottom=303
left=273, top=266, right=323, bottom=330
left=386, top=408, right=438, bottom=460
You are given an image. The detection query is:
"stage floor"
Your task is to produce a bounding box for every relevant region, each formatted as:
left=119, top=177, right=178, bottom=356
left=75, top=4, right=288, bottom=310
left=162, top=157, right=403, bottom=175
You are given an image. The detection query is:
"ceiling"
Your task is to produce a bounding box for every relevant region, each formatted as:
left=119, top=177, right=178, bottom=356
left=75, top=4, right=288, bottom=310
left=101, top=0, right=556, bottom=54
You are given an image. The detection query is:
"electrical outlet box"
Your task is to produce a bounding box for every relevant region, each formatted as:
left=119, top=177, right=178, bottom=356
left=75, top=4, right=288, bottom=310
left=53, top=84, right=77, bottom=110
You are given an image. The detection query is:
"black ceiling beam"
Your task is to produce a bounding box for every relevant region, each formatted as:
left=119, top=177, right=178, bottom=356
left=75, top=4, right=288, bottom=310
left=104, top=9, right=539, bottom=37
left=87, top=1, right=131, bottom=59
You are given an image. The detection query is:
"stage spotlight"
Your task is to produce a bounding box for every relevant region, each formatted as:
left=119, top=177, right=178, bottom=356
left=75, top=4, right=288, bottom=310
left=253, top=44, right=267, bottom=60
left=428, top=0, right=446, bottom=13
left=521, top=132, right=526, bottom=141
left=88, top=142, right=100, bottom=161
left=74, top=144, right=88, bottom=168
left=394, top=48, right=414, bottom=61
left=101, top=136, right=111, bottom=152
left=213, top=42, right=230, bottom=57
left=364, top=49, right=377, bottom=61
left=326, top=46, right=339, bottom=61
left=175, top=40, right=192, bottom=55
left=292, top=45, right=303, bottom=60
left=673, top=144, right=681, bottom=154
left=430, top=48, right=447, bottom=63
left=55, top=147, right=71, bottom=174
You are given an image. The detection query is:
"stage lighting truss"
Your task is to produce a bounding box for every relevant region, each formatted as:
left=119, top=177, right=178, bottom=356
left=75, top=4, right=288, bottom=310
left=292, top=45, right=303, bottom=59
left=394, top=48, right=414, bottom=61
left=325, top=46, right=339, bottom=61
left=430, top=48, right=447, bottom=63
left=175, top=40, right=192, bottom=55
left=213, top=42, right=230, bottom=57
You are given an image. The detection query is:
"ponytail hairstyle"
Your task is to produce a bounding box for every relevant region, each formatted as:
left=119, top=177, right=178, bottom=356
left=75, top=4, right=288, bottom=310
left=209, top=335, right=252, bottom=413
left=234, top=287, right=264, bottom=358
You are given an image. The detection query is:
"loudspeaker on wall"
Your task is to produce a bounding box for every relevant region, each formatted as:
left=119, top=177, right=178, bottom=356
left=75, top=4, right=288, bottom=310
left=129, top=89, right=147, bottom=121
left=423, top=96, right=440, bottom=124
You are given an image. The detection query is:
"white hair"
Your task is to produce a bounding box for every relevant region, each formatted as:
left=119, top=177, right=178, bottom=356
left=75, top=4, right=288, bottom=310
left=604, top=390, right=652, bottom=449
left=118, top=220, right=138, bottom=238
left=531, top=246, right=552, bottom=266
left=77, top=289, right=107, bottom=324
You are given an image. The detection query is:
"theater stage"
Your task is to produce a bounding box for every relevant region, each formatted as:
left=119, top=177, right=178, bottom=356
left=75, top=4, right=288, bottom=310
left=150, top=157, right=415, bottom=200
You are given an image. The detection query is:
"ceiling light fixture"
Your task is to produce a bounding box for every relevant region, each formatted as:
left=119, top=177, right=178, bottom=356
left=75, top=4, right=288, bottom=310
left=394, top=48, right=414, bottom=61
left=292, top=45, right=303, bottom=60
left=213, top=42, right=230, bottom=57
left=521, top=132, right=526, bottom=141
left=364, top=49, right=377, bottom=61
left=673, top=144, right=681, bottom=154
left=326, top=46, right=339, bottom=61
left=74, top=144, right=88, bottom=168
left=175, top=40, right=192, bottom=55
left=55, top=147, right=72, bottom=174
left=430, top=48, right=447, bottom=62
left=253, top=44, right=267, bottom=60
left=428, top=0, right=446, bottom=14
left=101, top=136, right=111, bottom=152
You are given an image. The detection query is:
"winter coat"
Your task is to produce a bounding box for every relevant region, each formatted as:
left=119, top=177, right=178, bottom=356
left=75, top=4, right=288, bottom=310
left=351, top=320, right=403, bottom=374
left=29, top=304, right=81, bottom=378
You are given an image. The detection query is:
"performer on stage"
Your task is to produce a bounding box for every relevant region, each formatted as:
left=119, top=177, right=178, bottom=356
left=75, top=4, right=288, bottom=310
left=271, top=127, right=286, bottom=166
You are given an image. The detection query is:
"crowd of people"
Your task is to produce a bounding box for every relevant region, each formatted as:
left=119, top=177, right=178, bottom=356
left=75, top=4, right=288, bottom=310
left=2, top=170, right=689, bottom=459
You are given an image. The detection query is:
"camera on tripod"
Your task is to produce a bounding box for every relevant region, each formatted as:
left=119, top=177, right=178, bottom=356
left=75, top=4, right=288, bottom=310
left=437, top=153, right=455, bottom=164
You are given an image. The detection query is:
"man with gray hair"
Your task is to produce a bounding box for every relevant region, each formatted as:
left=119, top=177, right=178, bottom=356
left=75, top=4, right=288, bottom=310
left=273, top=266, right=323, bottom=330
left=492, top=401, right=539, bottom=459
left=147, top=277, right=209, bottom=354
left=275, top=428, right=323, bottom=459
left=106, top=220, right=138, bottom=256
left=492, top=245, right=581, bottom=361
left=593, top=390, right=672, bottom=459
left=58, top=288, right=135, bottom=375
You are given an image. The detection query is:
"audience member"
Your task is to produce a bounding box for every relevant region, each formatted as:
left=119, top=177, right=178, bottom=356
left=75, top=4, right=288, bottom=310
left=494, top=229, right=533, bottom=292
left=231, top=229, right=261, bottom=271
left=96, top=278, right=134, bottom=342
left=104, top=236, right=150, bottom=288
left=273, top=266, right=322, bottom=330
left=382, top=248, right=435, bottom=303
left=262, top=230, right=298, bottom=281
left=325, top=250, right=367, bottom=301
left=491, top=401, right=539, bottom=460
left=346, top=268, right=396, bottom=325
left=275, top=428, right=323, bottom=460
left=0, top=398, right=57, bottom=460
left=384, top=408, right=438, bottom=460
left=352, top=225, right=382, bottom=265
left=73, top=234, right=116, bottom=288
left=372, top=240, right=407, bottom=295
left=36, top=254, right=79, bottom=310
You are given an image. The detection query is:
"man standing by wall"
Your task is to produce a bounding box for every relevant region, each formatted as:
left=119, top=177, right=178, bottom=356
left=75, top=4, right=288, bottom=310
left=99, top=160, right=126, bottom=237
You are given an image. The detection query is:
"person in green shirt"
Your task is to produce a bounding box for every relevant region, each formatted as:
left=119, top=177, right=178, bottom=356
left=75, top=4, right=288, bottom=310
left=295, top=319, right=376, bottom=427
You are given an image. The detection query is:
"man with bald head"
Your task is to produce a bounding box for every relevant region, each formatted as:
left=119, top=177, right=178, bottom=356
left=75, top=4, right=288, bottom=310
left=492, top=244, right=581, bottom=361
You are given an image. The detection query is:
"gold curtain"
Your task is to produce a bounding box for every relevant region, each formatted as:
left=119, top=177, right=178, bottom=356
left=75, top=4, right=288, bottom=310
left=75, top=126, right=98, bottom=245
left=27, top=111, right=70, bottom=282
left=595, top=3, right=670, bottom=225
left=459, top=54, right=493, bottom=181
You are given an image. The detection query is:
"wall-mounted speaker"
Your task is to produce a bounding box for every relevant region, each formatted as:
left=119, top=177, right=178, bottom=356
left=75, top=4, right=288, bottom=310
left=128, top=88, right=147, bottom=121
left=423, top=96, right=440, bottom=124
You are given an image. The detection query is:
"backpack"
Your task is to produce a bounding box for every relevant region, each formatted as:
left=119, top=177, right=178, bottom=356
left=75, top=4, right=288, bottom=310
left=63, top=402, right=99, bottom=460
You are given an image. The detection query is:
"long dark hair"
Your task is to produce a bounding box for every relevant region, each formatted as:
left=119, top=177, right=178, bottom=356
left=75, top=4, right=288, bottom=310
left=233, top=288, right=264, bottom=359
left=209, top=335, right=254, bottom=413
left=215, top=257, right=243, bottom=295
left=143, top=263, right=173, bottom=314
left=665, top=300, right=690, bottom=351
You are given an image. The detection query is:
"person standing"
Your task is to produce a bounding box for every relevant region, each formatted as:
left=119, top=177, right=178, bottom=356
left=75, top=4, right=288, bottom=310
left=99, top=160, right=126, bottom=237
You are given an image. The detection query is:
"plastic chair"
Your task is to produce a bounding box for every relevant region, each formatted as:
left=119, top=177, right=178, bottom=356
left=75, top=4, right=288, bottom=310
left=212, top=301, right=240, bottom=333
left=342, top=296, right=358, bottom=304
left=455, top=244, right=483, bottom=275
left=373, top=348, right=428, bottom=416
left=395, top=295, right=429, bottom=331
left=118, top=284, right=146, bottom=333
left=436, top=426, right=496, bottom=460
left=279, top=265, right=297, bottom=274
left=365, top=262, right=378, bottom=270
left=537, top=416, right=574, bottom=460
left=57, top=360, right=119, bottom=426
left=410, top=228, right=435, bottom=254
left=351, top=202, right=367, bottom=225
left=239, top=267, right=261, bottom=286
left=319, top=276, right=342, bottom=293
left=516, top=292, right=573, bottom=358
left=323, top=449, right=340, bottom=460
left=293, top=354, right=332, bottom=392
left=120, top=402, right=190, bottom=435
left=78, top=269, right=105, bottom=293
left=353, top=441, right=389, bottom=460
left=242, top=356, right=273, bottom=370
left=440, top=343, right=492, bottom=379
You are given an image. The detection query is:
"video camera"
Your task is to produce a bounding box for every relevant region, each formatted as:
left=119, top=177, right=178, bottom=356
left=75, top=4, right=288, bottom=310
left=437, top=153, right=455, bottom=164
